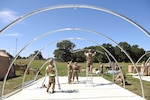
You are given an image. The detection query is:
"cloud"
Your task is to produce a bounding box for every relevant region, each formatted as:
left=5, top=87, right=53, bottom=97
left=2, top=32, right=21, bottom=37
left=0, top=9, right=18, bottom=24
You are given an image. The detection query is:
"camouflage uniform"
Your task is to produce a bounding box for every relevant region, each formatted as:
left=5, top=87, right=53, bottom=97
left=46, top=60, right=56, bottom=93
left=99, top=62, right=103, bottom=74
left=72, top=62, right=80, bottom=82
left=67, top=61, right=73, bottom=84
left=84, top=49, right=96, bottom=74
left=115, top=71, right=126, bottom=86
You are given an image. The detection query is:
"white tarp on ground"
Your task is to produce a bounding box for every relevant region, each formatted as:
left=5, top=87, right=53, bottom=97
left=3, top=76, right=145, bottom=100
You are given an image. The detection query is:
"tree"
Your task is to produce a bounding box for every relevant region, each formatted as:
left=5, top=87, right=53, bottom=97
left=117, top=42, right=131, bottom=62
left=53, top=41, right=147, bottom=63
left=130, top=45, right=145, bottom=62
left=72, top=50, right=86, bottom=62
left=28, top=50, right=44, bottom=60
left=54, top=40, right=75, bottom=62
left=101, top=43, right=115, bottom=62
left=114, top=46, right=122, bottom=62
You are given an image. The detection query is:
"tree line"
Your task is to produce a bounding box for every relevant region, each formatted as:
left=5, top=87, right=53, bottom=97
left=53, top=40, right=149, bottom=63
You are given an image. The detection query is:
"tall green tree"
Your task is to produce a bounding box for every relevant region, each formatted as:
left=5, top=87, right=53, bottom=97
left=54, top=40, right=75, bottom=61
left=130, top=45, right=145, bottom=62
left=101, top=43, right=115, bottom=62
left=72, top=50, right=85, bottom=62
left=114, top=46, right=122, bottom=62
left=118, top=42, right=131, bottom=62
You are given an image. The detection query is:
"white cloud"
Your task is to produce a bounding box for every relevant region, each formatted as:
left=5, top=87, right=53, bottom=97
left=0, top=9, right=18, bottom=24
left=2, top=32, right=21, bottom=37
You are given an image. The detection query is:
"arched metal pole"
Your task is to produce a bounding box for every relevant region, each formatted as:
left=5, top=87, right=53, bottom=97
left=104, top=52, right=111, bottom=65
left=34, top=60, right=50, bottom=87
left=74, top=28, right=144, bottom=97
left=1, top=28, right=145, bottom=98
left=53, top=58, right=61, bottom=90
left=78, top=28, right=144, bottom=94
left=134, top=52, right=150, bottom=74
left=1, top=29, right=71, bottom=98
left=34, top=61, right=51, bottom=82
left=0, top=4, right=148, bottom=99
left=104, top=52, right=115, bottom=83
left=87, top=39, right=126, bottom=88
left=21, top=41, right=57, bottom=89
left=32, top=38, right=124, bottom=88
left=145, top=57, right=150, bottom=65
left=22, top=38, right=75, bottom=90
left=72, top=48, right=120, bottom=84
left=136, top=51, right=150, bottom=66
left=32, top=41, right=113, bottom=81
left=0, top=4, right=150, bottom=37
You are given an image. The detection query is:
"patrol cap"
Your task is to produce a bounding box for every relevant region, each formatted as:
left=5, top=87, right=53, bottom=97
left=88, top=49, right=92, bottom=52
left=74, top=62, right=77, bottom=65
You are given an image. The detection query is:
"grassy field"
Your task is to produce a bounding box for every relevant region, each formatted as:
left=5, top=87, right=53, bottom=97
left=0, top=59, right=150, bottom=99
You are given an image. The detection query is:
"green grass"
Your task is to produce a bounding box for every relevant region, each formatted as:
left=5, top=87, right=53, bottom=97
left=0, top=60, right=150, bottom=100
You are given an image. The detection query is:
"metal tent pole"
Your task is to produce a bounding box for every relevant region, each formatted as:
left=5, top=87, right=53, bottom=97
left=53, top=58, right=61, bottom=90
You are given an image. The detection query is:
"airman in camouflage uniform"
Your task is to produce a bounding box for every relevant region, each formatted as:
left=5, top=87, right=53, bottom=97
left=46, top=59, right=56, bottom=93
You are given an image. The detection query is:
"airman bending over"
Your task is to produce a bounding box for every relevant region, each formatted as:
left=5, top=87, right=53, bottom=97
left=114, top=70, right=126, bottom=86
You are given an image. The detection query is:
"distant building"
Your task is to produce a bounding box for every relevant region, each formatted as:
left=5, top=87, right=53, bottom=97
left=0, top=50, right=16, bottom=80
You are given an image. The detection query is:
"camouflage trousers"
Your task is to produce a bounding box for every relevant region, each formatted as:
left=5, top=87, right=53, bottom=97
left=47, top=76, right=55, bottom=93
left=68, top=71, right=72, bottom=84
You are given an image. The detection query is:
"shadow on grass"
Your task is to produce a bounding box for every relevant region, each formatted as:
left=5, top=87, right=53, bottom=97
left=0, top=75, right=21, bottom=81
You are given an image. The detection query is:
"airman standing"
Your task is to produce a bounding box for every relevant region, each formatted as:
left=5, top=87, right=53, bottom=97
left=67, top=61, right=73, bottom=84
left=46, top=59, right=56, bottom=93
left=84, top=49, right=96, bottom=74
left=72, top=62, right=81, bottom=82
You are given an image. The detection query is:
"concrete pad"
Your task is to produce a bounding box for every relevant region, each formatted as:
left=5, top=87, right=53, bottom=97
left=4, top=76, right=145, bottom=100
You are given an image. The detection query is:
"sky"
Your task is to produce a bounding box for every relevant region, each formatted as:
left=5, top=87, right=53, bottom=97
left=0, top=0, right=150, bottom=59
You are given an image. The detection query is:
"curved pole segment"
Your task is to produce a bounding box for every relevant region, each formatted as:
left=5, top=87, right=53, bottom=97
left=97, top=44, right=124, bottom=87
left=1, top=28, right=72, bottom=98
left=72, top=48, right=119, bottom=84
left=96, top=50, right=119, bottom=84
left=32, top=38, right=122, bottom=87
left=104, top=52, right=112, bottom=66
left=21, top=38, right=74, bottom=89
left=76, top=28, right=144, bottom=97
left=34, top=60, right=49, bottom=82
left=72, top=28, right=144, bottom=97
left=136, top=51, right=150, bottom=65
left=0, top=4, right=149, bottom=37
left=21, top=40, right=58, bottom=89
left=1, top=27, right=145, bottom=98
left=53, top=58, right=61, bottom=90
left=145, top=57, right=150, bottom=66
left=76, top=38, right=125, bottom=88
left=104, top=52, right=114, bottom=82
left=2, top=29, right=67, bottom=97
left=72, top=48, right=104, bottom=54
left=134, top=51, right=150, bottom=74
